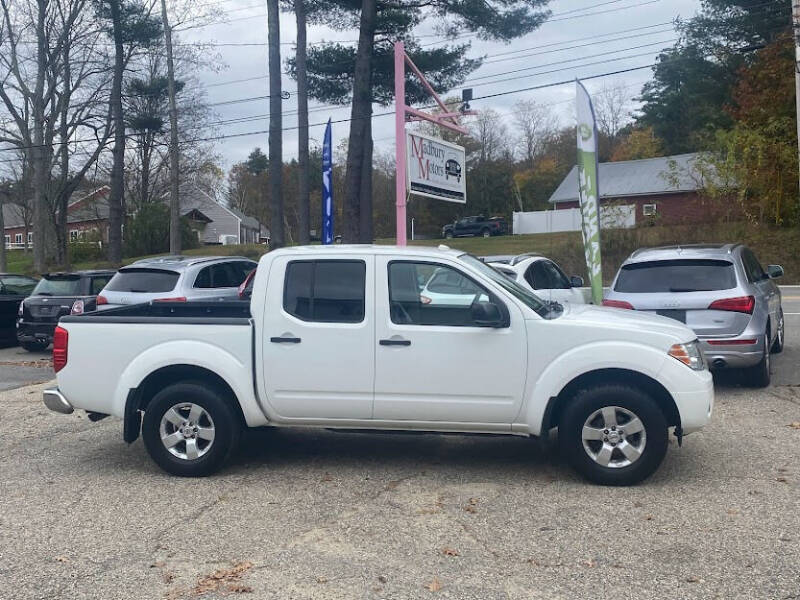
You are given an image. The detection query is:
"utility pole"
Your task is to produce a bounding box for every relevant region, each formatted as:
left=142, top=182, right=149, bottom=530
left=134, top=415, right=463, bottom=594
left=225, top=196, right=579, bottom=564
left=793, top=1, right=800, bottom=198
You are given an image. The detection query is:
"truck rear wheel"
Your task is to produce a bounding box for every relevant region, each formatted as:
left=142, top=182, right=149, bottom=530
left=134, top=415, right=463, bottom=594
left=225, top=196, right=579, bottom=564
left=142, top=382, right=240, bottom=477
left=558, top=384, right=668, bottom=486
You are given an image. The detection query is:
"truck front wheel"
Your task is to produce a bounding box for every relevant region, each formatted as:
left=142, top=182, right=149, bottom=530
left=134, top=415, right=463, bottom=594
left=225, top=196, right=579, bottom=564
left=142, top=382, right=241, bottom=477
left=558, top=384, right=668, bottom=486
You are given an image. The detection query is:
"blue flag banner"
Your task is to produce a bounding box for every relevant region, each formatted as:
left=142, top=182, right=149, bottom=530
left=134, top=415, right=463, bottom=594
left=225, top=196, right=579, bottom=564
left=322, top=119, right=334, bottom=245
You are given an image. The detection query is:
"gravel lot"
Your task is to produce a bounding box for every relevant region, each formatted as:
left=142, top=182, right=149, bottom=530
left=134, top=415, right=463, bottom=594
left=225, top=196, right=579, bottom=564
left=1, top=317, right=799, bottom=599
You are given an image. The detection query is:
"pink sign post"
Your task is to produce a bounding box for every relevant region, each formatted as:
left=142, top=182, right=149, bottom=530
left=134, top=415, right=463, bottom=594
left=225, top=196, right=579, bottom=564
left=394, top=41, right=474, bottom=246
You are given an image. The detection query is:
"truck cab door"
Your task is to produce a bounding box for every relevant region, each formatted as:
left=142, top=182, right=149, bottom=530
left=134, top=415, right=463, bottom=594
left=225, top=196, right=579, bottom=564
left=373, top=256, right=527, bottom=425
left=260, top=255, right=375, bottom=419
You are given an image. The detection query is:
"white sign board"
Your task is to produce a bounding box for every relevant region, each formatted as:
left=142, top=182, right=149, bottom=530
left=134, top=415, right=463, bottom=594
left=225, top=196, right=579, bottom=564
left=407, top=131, right=466, bottom=204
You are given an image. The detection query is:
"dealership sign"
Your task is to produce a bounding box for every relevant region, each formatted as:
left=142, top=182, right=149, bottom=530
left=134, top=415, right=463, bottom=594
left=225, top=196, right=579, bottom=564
left=407, top=131, right=466, bottom=204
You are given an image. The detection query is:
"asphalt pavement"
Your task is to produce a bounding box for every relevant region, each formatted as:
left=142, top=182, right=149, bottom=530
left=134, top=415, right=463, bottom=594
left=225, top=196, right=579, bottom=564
left=0, top=343, right=52, bottom=391
left=1, top=294, right=799, bottom=598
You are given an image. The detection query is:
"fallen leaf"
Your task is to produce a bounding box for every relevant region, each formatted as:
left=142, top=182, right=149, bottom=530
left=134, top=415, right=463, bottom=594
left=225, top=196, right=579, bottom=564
left=426, top=577, right=442, bottom=592
left=582, top=559, right=597, bottom=568
left=777, top=477, right=788, bottom=483
left=442, top=547, right=459, bottom=557
left=463, top=497, right=479, bottom=514
left=788, top=422, right=800, bottom=430
left=316, top=576, right=328, bottom=584
left=727, top=508, right=740, bottom=516
left=685, top=575, right=702, bottom=583
left=150, top=561, right=165, bottom=569
left=55, top=556, right=68, bottom=563
left=644, top=515, right=654, bottom=521
left=612, top=562, right=623, bottom=569
left=163, top=572, right=175, bottom=585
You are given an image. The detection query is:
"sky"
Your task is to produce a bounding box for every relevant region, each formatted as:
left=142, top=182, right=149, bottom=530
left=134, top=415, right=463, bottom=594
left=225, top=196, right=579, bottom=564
left=181, top=0, right=703, bottom=170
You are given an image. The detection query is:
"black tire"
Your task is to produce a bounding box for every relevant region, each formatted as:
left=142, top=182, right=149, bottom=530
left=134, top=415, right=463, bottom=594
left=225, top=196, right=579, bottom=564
left=558, top=384, right=669, bottom=486
left=771, top=310, right=784, bottom=354
left=744, top=334, right=770, bottom=388
left=481, top=228, right=490, bottom=238
left=20, top=340, right=48, bottom=352
left=142, top=382, right=241, bottom=477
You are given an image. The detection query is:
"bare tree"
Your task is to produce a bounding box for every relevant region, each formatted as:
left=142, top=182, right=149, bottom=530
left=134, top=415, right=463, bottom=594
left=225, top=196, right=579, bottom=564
left=471, top=109, right=508, bottom=163
left=160, top=0, right=180, bottom=254
left=594, top=82, right=631, bottom=142
left=512, top=99, right=556, bottom=168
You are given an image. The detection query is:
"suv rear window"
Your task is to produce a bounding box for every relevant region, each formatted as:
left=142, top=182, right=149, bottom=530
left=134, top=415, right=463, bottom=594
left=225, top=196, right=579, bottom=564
left=615, top=259, right=737, bottom=293
left=105, top=269, right=179, bottom=293
left=32, top=276, right=83, bottom=296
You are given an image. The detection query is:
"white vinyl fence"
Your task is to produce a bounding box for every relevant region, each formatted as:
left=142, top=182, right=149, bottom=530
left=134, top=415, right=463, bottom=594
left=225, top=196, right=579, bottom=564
left=513, top=205, right=635, bottom=235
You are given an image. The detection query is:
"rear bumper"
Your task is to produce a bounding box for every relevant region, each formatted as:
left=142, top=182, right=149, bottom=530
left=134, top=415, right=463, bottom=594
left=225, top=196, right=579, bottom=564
left=43, top=388, right=74, bottom=415
left=16, top=320, right=56, bottom=343
left=699, top=335, right=765, bottom=369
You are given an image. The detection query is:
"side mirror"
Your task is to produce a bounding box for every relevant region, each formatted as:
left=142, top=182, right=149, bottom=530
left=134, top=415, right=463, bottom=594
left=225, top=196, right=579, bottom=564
left=570, top=275, right=584, bottom=288
left=767, top=265, right=784, bottom=279
left=471, top=300, right=505, bottom=328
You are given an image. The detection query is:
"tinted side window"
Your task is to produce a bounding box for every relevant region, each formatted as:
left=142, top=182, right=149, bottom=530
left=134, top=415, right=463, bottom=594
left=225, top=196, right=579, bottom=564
left=90, top=277, right=111, bottom=295
left=526, top=261, right=563, bottom=290
left=741, top=249, right=766, bottom=283
left=389, top=261, right=491, bottom=326
left=194, top=266, right=212, bottom=289
left=283, top=260, right=365, bottom=323
left=210, top=263, right=239, bottom=288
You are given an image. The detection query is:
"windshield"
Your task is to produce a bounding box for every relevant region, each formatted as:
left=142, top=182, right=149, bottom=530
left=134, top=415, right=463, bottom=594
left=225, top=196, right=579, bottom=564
left=32, top=277, right=82, bottom=296
left=459, top=254, right=559, bottom=319
left=615, top=259, right=736, bottom=293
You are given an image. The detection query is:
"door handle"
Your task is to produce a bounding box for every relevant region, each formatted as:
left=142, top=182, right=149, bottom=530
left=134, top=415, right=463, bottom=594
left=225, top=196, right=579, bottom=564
left=380, top=338, right=411, bottom=346
left=271, top=336, right=301, bottom=343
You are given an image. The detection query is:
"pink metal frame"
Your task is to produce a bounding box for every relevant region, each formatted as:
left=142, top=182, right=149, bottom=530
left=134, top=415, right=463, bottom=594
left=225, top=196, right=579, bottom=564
left=394, top=41, right=472, bottom=246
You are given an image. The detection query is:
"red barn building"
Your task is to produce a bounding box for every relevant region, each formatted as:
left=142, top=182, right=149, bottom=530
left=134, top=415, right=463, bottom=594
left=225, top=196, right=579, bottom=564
left=548, top=153, right=726, bottom=225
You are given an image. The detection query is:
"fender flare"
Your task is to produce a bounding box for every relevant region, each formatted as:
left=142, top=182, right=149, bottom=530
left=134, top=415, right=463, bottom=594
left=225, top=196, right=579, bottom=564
left=521, top=341, right=671, bottom=436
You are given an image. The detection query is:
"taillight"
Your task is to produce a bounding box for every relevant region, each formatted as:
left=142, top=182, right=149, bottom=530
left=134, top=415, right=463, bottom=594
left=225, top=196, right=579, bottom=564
left=420, top=295, right=432, bottom=305
left=602, top=299, right=634, bottom=309
left=708, top=296, right=755, bottom=314
left=70, top=299, right=85, bottom=315
left=238, top=270, right=256, bottom=299
left=96, top=295, right=108, bottom=305
left=153, top=297, right=187, bottom=303
left=53, top=326, right=68, bottom=373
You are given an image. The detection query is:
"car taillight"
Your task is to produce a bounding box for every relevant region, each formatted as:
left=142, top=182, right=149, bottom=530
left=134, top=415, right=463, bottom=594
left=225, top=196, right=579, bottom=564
left=420, top=295, right=432, bottom=305
left=96, top=295, right=108, bottom=305
left=153, top=297, right=187, bottom=303
left=70, top=299, right=85, bottom=315
left=602, top=299, right=634, bottom=309
left=53, top=326, right=68, bottom=373
left=708, top=296, right=755, bottom=314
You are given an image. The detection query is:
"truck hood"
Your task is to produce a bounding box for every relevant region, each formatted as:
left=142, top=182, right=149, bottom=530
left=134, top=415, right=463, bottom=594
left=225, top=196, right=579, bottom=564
left=556, top=303, right=696, bottom=344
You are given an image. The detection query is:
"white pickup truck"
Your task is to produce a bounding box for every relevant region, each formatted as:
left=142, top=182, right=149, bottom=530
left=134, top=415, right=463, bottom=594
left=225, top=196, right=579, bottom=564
left=44, top=245, right=713, bottom=485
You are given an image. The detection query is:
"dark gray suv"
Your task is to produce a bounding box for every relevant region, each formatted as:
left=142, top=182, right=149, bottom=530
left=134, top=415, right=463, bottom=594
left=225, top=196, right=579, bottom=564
left=603, top=244, right=784, bottom=387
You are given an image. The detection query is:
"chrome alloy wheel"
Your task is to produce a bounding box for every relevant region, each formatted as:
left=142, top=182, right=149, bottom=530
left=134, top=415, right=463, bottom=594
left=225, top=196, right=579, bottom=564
left=159, top=403, right=216, bottom=460
left=581, top=406, right=646, bottom=469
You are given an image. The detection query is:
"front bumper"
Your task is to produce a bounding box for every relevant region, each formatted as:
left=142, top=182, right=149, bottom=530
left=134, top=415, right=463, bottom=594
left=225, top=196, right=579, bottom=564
left=699, top=335, right=765, bottom=369
left=43, top=388, right=74, bottom=415
left=16, top=320, right=56, bottom=344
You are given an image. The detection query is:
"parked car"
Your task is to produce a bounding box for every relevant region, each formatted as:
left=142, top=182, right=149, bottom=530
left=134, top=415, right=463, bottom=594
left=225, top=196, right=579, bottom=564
left=603, top=244, right=784, bottom=387
left=442, top=215, right=504, bottom=239
left=486, top=253, right=587, bottom=305
left=45, top=245, right=713, bottom=485
left=97, top=256, right=258, bottom=308
left=16, top=270, right=115, bottom=351
left=0, top=274, right=38, bottom=346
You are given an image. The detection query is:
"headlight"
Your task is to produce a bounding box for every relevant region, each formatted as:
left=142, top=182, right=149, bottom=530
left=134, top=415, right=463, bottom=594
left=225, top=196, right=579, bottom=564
left=17, top=302, right=23, bottom=317
left=668, top=340, right=706, bottom=371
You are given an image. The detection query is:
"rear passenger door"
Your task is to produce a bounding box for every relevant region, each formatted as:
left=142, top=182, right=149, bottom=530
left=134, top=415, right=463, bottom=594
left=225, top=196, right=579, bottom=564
left=260, top=256, right=375, bottom=419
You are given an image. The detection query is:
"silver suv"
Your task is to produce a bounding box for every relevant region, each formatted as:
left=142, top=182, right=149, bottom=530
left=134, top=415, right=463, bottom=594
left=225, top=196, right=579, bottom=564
left=604, top=244, right=784, bottom=387
left=97, top=256, right=258, bottom=308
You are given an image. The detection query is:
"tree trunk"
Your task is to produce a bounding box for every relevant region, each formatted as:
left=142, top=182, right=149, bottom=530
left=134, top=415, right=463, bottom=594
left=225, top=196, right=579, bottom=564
left=107, top=0, right=125, bottom=266
left=295, top=0, right=310, bottom=245
left=0, top=193, right=5, bottom=272
left=161, top=0, right=181, bottom=254
left=267, top=0, right=284, bottom=248
left=56, top=41, right=71, bottom=269
left=343, top=0, right=377, bottom=243
left=31, top=0, right=48, bottom=273
left=140, top=134, right=151, bottom=209
left=359, top=115, right=373, bottom=242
